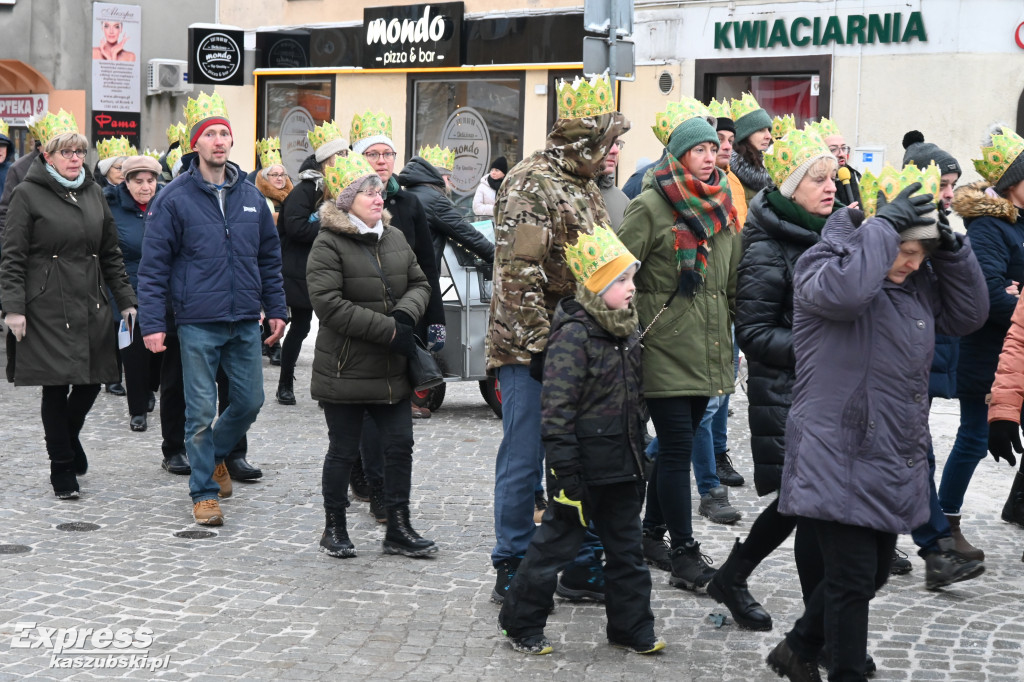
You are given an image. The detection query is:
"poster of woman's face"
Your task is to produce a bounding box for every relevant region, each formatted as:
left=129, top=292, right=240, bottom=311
left=92, top=16, right=139, bottom=62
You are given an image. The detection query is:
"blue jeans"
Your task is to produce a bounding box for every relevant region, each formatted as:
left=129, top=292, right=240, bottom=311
left=937, top=397, right=989, bottom=515
left=178, top=321, right=265, bottom=503
left=910, top=441, right=951, bottom=556
left=691, top=395, right=723, bottom=496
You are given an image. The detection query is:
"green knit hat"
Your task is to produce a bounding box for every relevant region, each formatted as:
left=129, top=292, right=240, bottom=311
left=731, top=92, right=773, bottom=144
left=667, top=117, right=719, bottom=160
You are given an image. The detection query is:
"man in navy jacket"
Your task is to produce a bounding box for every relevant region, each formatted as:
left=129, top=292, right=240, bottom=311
left=138, top=103, right=287, bottom=526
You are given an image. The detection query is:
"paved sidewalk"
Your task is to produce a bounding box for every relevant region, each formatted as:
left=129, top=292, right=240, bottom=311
left=0, top=341, right=1022, bottom=680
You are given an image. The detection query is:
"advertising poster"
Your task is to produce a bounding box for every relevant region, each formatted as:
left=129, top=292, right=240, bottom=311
left=91, top=3, right=142, bottom=113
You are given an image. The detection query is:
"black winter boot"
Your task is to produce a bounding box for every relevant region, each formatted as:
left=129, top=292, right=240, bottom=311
left=319, top=511, right=356, bottom=558
left=707, top=538, right=772, bottom=630
left=715, top=449, right=745, bottom=486
left=383, top=506, right=438, bottom=557
left=668, top=540, right=715, bottom=591
left=50, top=460, right=80, bottom=500
left=767, top=639, right=822, bottom=682
left=276, top=374, right=296, bottom=405
left=369, top=482, right=387, bottom=523
left=924, top=537, right=984, bottom=590
left=1002, top=472, right=1024, bottom=528
left=642, top=526, right=672, bottom=572
left=350, top=457, right=370, bottom=502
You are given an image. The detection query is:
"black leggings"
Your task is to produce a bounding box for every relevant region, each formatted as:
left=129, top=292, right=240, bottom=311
left=279, top=306, right=313, bottom=378
left=40, top=384, right=101, bottom=462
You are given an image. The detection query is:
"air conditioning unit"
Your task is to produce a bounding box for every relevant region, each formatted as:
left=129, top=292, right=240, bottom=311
left=147, top=59, right=193, bottom=96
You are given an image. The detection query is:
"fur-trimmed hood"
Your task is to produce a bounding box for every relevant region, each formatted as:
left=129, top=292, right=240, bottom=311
left=254, top=172, right=294, bottom=206
left=319, top=200, right=392, bottom=236
left=953, top=180, right=1019, bottom=223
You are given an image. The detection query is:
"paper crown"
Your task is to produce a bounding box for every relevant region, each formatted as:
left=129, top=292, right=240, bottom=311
left=729, top=93, right=764, bottom=121
left=141, top=148, right=162, bottom=160
left=324, top=153, right=376, bottom=198
left=350, top=111, right=393, bottom=147
left=556, top=73, right=615, bottom=120
left=33, top=109, right=79, bottom=146
left=652, top=98, right=715, bottom=146
left=96, top=136, right=136, bottom=160
left=166, top=146, right=183, bottom=173
left=973, top=129, right=1024, bottom=186
left=772, top=114, right=796, bottom=140
left=808, top=116, right=842, bottom=139
left=764, top=127, right=832, bottom=188
left=183, top=92, right=230, bottom=134
left=860, top=162, right=941, bottom=217
left=307, top=120, right=343, bottom=152
left=707, top=98, right=732, bottom=120
left=256, top=137, right=283, bottom=168
left=418, top=145, right=455, bottom=172
left=565, top=224, right=639, bottom=294
left=167, top=122, right=187, bottom=147
left=0, top=120, right=8, bottom=138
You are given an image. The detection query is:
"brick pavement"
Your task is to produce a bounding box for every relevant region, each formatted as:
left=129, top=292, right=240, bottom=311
left=0, top=340, right=1022, bottom=681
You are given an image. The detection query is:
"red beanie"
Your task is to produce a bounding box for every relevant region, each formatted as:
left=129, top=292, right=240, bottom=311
left=189, top=117, right=232, bottom=150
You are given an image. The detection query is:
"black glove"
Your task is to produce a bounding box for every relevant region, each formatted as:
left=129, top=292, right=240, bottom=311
left=936, top=209, right=960, bottom=252
left=549, top=466, right=591, bottom=527
left=988, top=420, right=1022, bottom=467
left=528, top=351, right=546, bottom=383
left=390, top=320, right=416, bottom=358
left=391, top=310, right=415, bottom=328
left=875, top=183, right=935, bottom=234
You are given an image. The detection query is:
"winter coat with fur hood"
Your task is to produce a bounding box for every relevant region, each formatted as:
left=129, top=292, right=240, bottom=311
left=306, top=203, right=430, bottom=404
left=254, top=169, right=293, bottom=225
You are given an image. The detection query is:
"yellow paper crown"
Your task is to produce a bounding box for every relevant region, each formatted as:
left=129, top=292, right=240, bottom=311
left=808, top=116, right=842, bottom=140
left=418, top=145, right=455, bottom=171
left=166, top=146, right=183, bottom=172
left=652, top=98, right=715, bottom=146
left=973, top=129, right=1024, bottom=186
left=256, top=137, right=283, bottom=168
left=142, top=148, right=162, bottom=160
left=860, top=162, right=941, bottom=217
left=307, top=120, right=343, bottom=152
left=167, top=122, right=187, bottom=146
left=323, top=153, right=376, bottom=198
left=350, top=111, right=393, bottom=146
left=764, top=127, right=832, bottom=188
left=707, top=98, right=732, bottom=121
left=183, top=92, right=230, bottom=134
left=556, top=73, right=615, bottom=120
left=772, top=114, right=796, bottom=140
left=96, top=136, right=136, bottom=160
left=729, top=93, right=763, bottom=121
left=34, top=109, right=79, bottom=146
left=0, top=120, right=8, bottom=138
left=565, top=224, right=638, bottom=293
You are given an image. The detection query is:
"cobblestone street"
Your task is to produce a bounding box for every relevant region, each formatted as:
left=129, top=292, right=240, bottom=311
left=1, top=340, right=1023, bottom=681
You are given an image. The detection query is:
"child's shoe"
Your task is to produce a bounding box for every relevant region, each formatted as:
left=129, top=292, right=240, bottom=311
left=498, top=624, right=553, bottom=655
left=609, top=637, right=666, bottom=654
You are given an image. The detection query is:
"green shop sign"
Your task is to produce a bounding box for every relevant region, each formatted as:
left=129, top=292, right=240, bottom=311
left=714, top=11, right=927, bottom=49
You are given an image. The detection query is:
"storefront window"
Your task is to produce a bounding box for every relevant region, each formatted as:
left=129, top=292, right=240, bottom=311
left=409, top=74, right=524, bottom=217
left=259, top=76, right=334, bottom=179
left=715, top=74, right=818, bottom=125
left=695, top=55, right=831, bottom=125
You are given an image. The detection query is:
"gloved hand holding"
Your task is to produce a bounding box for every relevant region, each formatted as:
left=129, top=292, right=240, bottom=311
left=528, top=351, right=546, bottom=383
left=875, top=182, right=935, bottom=234
left=427, top=324, right=445, bottom=352
left=5, top=313, right=26, bottom=342
left=121, top=307, right=137, bottom=326
left=988, top=419, right=1022, bottom=467
left=307, top=209, right=320, bottom=224
left=936, top=209, right=960, bottom=252
left=390, top=319, right=416, bottom=358
left=549, top=466, right=591, bottom=527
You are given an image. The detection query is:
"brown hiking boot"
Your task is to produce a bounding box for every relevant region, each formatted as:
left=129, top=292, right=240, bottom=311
left=193, top=499, right=224, bottom=526
left=214, top=461, right=232, bottom=498
left=945, top=514, right=984, bottom=561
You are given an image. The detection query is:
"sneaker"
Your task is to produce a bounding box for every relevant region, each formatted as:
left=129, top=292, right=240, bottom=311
left=642, top=527, right=672, bottom=572
left=924, top=537, right=985, bottom=590
left=767, top=639, right=822, bottom=682
left=698, top=485, right=742, bottom=524
left=193, top=499, right=224, bottom=526
left=609, top=637, right=666, bottom=654
left=889, top=547, right=912, bottom=575
left=498, top=625, right=552, bottom=655
left=555, top=559, right=606, bottom=602
left=533, top=490, right=547, bottom=524
left=715, top=449, right=745, bottom=486
left=213, top=461, right=232, bottom=499
left=668, top=541, right=716, bottom=592
left=491, top=557, right=521, bottom=604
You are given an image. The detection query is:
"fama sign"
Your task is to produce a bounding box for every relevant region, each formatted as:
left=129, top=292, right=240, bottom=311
left=363, top=2, right=463, bottom=68
left=715, top=11, right=927, bottom=50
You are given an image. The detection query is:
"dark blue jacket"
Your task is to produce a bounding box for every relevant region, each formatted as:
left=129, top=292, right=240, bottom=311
left=137, top=159, right=287, bottom=335
left=104, top=182, right=152, bottom=292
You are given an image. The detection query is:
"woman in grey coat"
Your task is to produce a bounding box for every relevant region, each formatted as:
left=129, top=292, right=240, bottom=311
left=766, top=185, right=987, bottom=682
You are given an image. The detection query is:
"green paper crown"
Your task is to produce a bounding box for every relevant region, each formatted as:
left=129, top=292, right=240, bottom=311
left=256, top=137, right=283, bottom=168
left=0, top=120, right=8, bottom=138
left=166, top=146, right=183, bottom=171
left=764, top=127, right=831, bottom=189
left=973, top=129, right=1024, bottom=185
left=350, top=111, right=393, bottom=146
left=167, top=122, right=187, bottom=146
left=707, top=98, right=732, bottom=121
left=729, top=92, right=763, bottom=121
left=564, top=224, right=634, bottom=288
left=860, top=162, right=941, bottom=217
left=418, top=145, right=455, bottom=171
left=142, top=149, right=162, bottom=160
left=324, top=153, right=376, bottom=198
left=307, top=120, right=343, bottom=152
left=652, top=98, right=714, bottom=146
left=183, top=92, right=230, bottom=134
left=96, top=136, right=136, bottom=160
left=772, top=114, right=796, bottom=140
left=34, top=109, right=79, bottom=146
left=808, top=116, right=842, bottom=140
left=556, top=73, right=615, bottom=120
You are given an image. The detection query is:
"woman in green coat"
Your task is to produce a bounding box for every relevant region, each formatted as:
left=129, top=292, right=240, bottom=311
left=1, top=118, right=135, bottom=499
left=618, top=98, right=741, bottom=593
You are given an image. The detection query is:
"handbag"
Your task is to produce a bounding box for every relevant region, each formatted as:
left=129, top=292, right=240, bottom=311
left=359, top=245, right=444, bottom=392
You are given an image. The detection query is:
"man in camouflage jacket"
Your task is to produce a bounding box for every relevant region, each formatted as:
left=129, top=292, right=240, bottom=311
left=486, top=110, right=629, bottom=603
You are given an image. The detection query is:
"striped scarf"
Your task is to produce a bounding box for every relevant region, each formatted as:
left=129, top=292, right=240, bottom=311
left=653, top=155, right=737, bottom=296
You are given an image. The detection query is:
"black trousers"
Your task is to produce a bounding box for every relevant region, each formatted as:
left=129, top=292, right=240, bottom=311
left=499, top=481, right=654, bottom=645
left=40, top=384, right=101, bottom=463
left=786, top=517, right=896, bottom=682
left=735, top=496, right=824, bottom=603
left=121, top=316, right=161, bottom=417
left=279, top=306, right=313, bottom=380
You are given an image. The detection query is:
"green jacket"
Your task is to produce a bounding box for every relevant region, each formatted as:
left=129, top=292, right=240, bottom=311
left=306, top=203, right=430, bottom=404
left=617, top=182, right=741, bottom=398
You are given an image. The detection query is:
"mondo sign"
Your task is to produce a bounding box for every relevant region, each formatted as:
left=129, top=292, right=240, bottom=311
left=363, top=2, right=463, bottom=69
left=189, top=26, right=245, bottom=86
left=440, top=107, right=490, bottom=195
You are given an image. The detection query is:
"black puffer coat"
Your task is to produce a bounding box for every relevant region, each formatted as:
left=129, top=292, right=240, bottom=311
left=383, top=183, right=445, bottom=331
left=735, top=189, right=820, bottom=495
left=277, top=155, right=324, bottom=310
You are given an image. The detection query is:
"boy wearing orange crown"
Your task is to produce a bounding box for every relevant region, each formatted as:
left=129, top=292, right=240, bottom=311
left=499, top=226, right=663, bottom=655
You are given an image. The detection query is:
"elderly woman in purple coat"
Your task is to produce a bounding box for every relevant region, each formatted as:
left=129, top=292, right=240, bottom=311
left=765, top=177, right=988, bottom=682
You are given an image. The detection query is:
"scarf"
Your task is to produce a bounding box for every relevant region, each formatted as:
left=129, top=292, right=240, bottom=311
left=46, top=164, right=86, bottom=189
left=576, top=285, right=640, bottom=339
left=487, top=174, right=502, bottom=192
left=730, top=150, right=771, bottom=193
left=348, top=213, right=384, bottom=240
left=653, top=155, right=737, bottom=296
left=765, top=188, right=828, bottom=234
left=383, top=174, right=400, bottom=200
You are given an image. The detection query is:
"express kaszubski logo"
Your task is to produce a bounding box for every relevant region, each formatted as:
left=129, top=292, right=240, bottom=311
left=10, top=622, right=170, bottom=671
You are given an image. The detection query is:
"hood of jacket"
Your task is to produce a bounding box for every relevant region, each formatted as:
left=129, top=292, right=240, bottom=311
left=24, top=153, right=97, bottom=194
left=255, top=171, right=294, bottom=204
left=745, top=190, right=822, bottom=249
left=397, top=156, right=445, bottom=189
left=730, top=150, right=772, bottom=192
left=953, top=180, right=1019, bottom=224
left=319, top=200, right=393, bottom=237
left=545, top=112, right=630, bottom=180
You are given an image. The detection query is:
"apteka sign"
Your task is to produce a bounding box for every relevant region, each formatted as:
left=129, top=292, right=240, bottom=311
left=363, top=2, right=463, bottom=69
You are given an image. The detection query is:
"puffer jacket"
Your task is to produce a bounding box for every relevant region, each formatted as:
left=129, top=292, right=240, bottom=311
left=730, top=149, right=771, bottom=202
left=306, top=203, right=430, bottom=404
left=951, top=181, right=1024, bottom=399
left=988, top=295, right=1024, bottom=422
left=473, top=174, right=497, bottom=219
left=542, top=296, right=646, bottom=486
left=105, top=181, right=156, bottom=292
left=397, top=156, right=494, bottom=270
left=735, top=189, right=821, bottom=495
left=382, top=183, right=445, bottom=331
left=779, top=208, right=988, bottom=533
left=277, top=155, right=324, bottom=310
left=486, top=111, right=630, bottom=370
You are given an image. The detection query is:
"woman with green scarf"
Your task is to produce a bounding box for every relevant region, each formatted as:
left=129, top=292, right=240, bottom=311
left=618, top=98, right=741, bottom=594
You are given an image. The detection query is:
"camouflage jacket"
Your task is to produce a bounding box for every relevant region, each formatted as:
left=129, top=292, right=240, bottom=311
left=541, top=297, right=646, bottom=486
left=485, top=112, right=630, bottom=369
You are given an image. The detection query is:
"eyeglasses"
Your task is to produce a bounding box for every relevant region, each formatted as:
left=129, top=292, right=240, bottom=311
left=267, top=173, right=287, bottom=179
left=359, top=189, right=384, bottom=199
left=613, top=139, right=626, bottom=150
left=828, top=145, right=851, bottom=155
left=59, top=149, right=88, bottom=159
left=111, top=164, right=123, bottom=172
left=364, top=151, right=397, bottom=161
